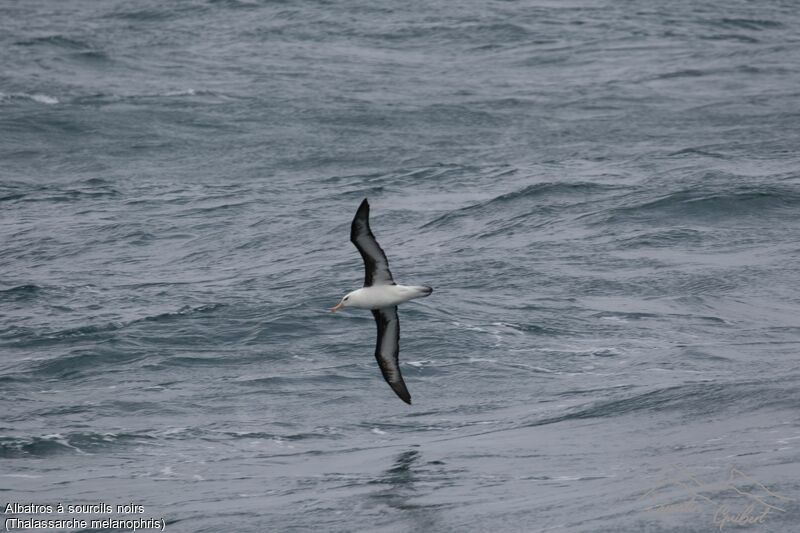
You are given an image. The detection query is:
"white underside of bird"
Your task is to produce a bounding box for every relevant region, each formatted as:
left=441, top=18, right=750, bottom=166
left=331, top=284, right=432, bottom=311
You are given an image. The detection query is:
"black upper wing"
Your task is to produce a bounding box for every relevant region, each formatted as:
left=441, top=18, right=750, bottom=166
left=350, top=199, right=395, bottom=287
left=371, top=306, right=411, bottom=404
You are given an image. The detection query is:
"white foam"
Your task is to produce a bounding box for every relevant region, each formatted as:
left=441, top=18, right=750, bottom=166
left=164, top=89, right=197, bottom=97
left=30, top=94, right=59, bottom=105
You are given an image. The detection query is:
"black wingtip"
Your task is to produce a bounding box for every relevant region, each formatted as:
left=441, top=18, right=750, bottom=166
left=353, top=198, right=370, bottom=226
left=390, top=382, right=412, bottom=405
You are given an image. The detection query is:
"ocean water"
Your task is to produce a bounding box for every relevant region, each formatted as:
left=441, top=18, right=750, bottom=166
left=2, top=0, right=800, bottom=531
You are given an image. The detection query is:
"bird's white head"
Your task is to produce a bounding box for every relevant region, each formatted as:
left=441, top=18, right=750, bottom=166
left=330, top=290, right=358, bottom=312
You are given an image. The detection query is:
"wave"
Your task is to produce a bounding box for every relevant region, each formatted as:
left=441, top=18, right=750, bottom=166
left=28, top=349, right=148, bottom=378
left=1, top=304, right=227, bottom=351
left=207, top=0, right=262, bottom=9
left=235, top=372, right=365, bottom=386
left=594, top=184, right=800, bottom=225
left=359, top=21, right=533, bottom=45
left=711, top=18, right=784, bottom=31
left=0, top=191, right=26, bottom=202
left=0, top=284, right=43, bottom=301
left=321, top=164, right=510, bottom=193
left=14, top=35, right=92, bottom=49
left=667, top=147, right=729, bottom=158
left=0, top=92, right=59, bottom=105
left=102, top=7, right=182, bottom=21
left=700, top=33, right=760, bottom=44
left=143, top=303, right=226, bottom=323
left=422, top=181, right=622, bottom=228
left=0, top=431, right=154, bottom=458
left=615, top=227, right=705, bottom=249
left=11, top=34, right=112, bottom=64
left=526, top=377, right=800, bottom=428
left=0, top=179, right=120, bottom=203
left=145, top=352, right=253, bottom=369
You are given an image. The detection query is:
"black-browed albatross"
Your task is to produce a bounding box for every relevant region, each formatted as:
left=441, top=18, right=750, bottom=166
left=331, top=199, right=433, bottom=404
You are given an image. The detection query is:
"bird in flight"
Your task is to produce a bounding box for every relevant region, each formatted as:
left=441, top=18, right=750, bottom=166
left=331, top=199, right=433, bottom=404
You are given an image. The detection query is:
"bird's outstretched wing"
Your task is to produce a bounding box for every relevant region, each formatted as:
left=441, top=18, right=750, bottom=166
left=351, top=199, right=395, bottom=287
left=371, top=306, right=411, bottom=404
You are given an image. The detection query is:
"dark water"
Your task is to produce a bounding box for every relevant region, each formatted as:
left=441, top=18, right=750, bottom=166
left=2, top=1, right=800, bottom=531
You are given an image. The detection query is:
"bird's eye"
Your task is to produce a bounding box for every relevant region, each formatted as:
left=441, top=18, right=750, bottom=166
left=344, top=296, right=349, bottom=301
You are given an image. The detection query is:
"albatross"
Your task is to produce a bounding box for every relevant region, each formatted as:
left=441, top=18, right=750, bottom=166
left=331, top=199, right=433, bottom=404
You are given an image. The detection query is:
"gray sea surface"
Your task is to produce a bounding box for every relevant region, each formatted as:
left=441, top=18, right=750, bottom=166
left=2, top=0, right=800, bottom=531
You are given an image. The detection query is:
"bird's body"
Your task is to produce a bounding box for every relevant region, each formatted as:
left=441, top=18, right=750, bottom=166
left=341, top=284, right=433, bottom=310
left=331, top=199, right=433, bottom=404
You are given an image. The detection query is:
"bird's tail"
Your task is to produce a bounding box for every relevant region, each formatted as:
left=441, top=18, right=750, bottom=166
left=413, top=286, right=433, bottom=298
